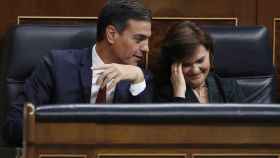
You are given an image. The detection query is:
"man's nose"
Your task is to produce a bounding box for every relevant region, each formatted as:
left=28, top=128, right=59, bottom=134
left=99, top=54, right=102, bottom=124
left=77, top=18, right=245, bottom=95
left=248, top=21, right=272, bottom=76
left=140, top=41, right=149, bottom=53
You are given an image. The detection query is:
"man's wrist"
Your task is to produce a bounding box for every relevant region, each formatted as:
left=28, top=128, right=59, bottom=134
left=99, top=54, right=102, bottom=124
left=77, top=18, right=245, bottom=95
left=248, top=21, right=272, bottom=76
left=132, top=67, right=144, bottom=84
left=130, top=79, right=146, bottom=96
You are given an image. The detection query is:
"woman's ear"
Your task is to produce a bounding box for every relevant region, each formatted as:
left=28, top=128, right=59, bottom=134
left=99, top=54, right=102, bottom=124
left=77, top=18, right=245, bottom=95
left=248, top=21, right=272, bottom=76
left=105, top=25, right=119, bottom=44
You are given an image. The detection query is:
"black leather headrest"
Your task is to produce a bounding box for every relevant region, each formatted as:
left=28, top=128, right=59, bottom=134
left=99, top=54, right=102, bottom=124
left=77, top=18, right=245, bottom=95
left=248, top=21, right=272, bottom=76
left=5, top=25, right=273, bottom=79
left=5, top=24, right=97, bottom=80
left=35, top=104, right=280, bottom=122
left=203, top=26, right=273, bottom=77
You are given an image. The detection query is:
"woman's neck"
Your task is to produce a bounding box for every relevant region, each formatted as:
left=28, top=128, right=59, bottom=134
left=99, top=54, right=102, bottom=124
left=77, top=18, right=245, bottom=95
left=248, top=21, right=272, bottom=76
left=192, top=82, right=208, bottom=103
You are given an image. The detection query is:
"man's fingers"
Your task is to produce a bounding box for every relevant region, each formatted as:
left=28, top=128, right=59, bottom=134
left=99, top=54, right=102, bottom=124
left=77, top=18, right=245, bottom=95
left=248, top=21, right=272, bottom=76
left=91, top=64, right=113, bottom=70
left=98, top=66, right=120, bottom=88
left=107, top=77, right=121, bottom=91
left=107, top=79, right=116, bottom=91
left=96, top=75, right=105, bottom=86
left=94, top=63, right=143, bottom=86
left=102, top=71, right=119, bottom=88
left=92, top=65, right=114, bottom=75
left=96, top=67, right=115, bottom=85
left=101, top=67, right=115, bottom=78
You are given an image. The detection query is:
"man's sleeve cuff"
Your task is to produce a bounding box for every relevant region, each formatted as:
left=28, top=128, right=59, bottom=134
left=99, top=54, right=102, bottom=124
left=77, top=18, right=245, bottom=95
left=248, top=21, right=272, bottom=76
left=129, top=80, right=146, bottom=96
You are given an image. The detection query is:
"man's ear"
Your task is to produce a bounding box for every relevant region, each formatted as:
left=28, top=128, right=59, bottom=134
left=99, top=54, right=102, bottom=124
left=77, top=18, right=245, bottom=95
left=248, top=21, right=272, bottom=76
left=105, top=25, right=119, bottom=44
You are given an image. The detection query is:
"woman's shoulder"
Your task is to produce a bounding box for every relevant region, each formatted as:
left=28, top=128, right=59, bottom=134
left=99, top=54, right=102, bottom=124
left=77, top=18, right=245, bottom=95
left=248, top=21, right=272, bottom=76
left=209, top=72, right=237, bottom=86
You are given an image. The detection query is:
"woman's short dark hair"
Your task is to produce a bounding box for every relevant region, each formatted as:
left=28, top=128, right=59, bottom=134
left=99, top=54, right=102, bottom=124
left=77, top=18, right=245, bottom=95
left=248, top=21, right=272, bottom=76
left=161, top=21, right=213, bottom=64
left=158, top=21, right=214, bottom=83
left=97, top=0, right=152, bottom=41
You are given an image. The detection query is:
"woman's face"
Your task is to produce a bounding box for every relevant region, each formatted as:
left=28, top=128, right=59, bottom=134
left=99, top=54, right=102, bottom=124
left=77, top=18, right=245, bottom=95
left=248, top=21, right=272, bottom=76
left=181, top=45, right=210, bottom=88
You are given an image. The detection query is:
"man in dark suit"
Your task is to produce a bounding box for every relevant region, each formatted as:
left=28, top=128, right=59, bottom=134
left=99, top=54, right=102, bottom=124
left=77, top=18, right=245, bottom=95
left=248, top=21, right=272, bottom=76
left=3, top=0, right=153, bottom=146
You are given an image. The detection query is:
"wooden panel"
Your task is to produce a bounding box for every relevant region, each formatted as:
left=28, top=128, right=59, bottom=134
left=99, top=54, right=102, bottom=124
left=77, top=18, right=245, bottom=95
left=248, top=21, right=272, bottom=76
left=193, top=154, right=279, bottom=158
left=32, top=123, right=280, bottom=145
left=141, top=0, right=256, bottom=25
left=29, top=147, right=280, bottom=158
left=0, top=0, right=256, bottom=39
left=24, top=105, right=280, bottom=158
left=257, top=0, right=280, bottom=41
left=98, top=154, right=186, bottom=158
left=0, top=0, right=258, bottom=46
left=39, top=154, right=87, bottom=158
left=0, top=0, right=105, bottom=38
left=17, top=16, right=98, bottom=25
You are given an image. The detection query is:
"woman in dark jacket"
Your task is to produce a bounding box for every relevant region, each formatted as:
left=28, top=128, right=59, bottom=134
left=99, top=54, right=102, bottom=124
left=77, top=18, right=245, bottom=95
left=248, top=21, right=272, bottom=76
left=155, top=21, right=245, bottom=103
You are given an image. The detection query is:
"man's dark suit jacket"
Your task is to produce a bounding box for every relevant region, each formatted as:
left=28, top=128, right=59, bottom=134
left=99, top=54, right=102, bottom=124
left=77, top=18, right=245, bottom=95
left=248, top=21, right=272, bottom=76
left=156, top=72, right=245, bottom=103
left=3, top=47, right=153, bottom=146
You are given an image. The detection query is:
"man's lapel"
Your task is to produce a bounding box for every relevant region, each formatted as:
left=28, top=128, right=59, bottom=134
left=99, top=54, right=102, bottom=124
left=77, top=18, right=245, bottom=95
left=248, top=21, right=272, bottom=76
left=79, top=48, right=92, bottom=103
left=113, top=80, right=130, bottom=103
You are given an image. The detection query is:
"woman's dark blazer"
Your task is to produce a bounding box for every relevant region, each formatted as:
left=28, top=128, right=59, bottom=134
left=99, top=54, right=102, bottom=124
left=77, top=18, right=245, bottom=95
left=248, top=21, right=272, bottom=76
left=156, top=72, right=245, bottom=103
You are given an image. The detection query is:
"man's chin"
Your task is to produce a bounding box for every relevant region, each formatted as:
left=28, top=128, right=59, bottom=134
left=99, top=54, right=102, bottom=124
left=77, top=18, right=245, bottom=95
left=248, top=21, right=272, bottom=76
left=127, top=59, right=140, bottom=66
left=128, top=61, right=138, bottom=66
left=124, top=62, right=138, bottom=66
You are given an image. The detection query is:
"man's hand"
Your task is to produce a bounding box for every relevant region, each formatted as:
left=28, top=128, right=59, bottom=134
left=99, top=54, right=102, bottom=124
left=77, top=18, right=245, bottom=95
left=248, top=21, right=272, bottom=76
left=171, top=62, right=187, bottom=98
left=92, top=63, right=144, bottom=90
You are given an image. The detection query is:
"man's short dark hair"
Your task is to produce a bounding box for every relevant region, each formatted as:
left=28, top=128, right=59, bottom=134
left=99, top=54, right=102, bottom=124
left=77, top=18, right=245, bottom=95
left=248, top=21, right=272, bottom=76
left=96, top=0, right=152, bottom=41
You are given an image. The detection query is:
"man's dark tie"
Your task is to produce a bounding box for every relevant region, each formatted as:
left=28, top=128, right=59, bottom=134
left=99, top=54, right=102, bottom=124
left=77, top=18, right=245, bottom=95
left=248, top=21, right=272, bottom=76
left=95, top=86, right=107, bottom=103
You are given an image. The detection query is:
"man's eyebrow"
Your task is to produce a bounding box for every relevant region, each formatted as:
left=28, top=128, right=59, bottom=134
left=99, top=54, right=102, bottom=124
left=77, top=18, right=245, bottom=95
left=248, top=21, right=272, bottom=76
left=133, top=34, right=149, bottom=38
